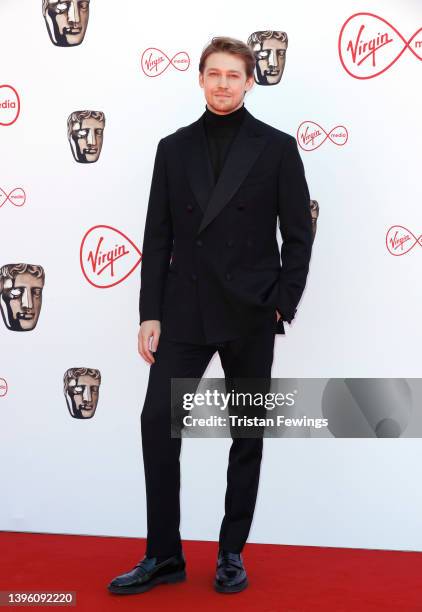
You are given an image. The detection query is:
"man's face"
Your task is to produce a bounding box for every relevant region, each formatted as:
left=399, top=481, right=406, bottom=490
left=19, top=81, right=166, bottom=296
left=199, top=52, right=254, bottom=115
left=251, top=36, right=287, bottom=85
left=44, top=0, right=90, bottom=47
left=0, top=271, right=44, bottom=331
left=65, top=373, right=100, bottom=419
left=69, top=115, right=104, bottom=163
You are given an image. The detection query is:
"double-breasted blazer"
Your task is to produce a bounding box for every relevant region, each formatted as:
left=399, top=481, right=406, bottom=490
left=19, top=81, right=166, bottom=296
left=139, top=106, right=313, bottom=345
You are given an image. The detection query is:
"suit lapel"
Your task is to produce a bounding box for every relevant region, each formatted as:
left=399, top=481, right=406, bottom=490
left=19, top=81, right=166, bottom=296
left=183, top=114, right=215, bottom=215
left=183, top=108, right=270, bottom=236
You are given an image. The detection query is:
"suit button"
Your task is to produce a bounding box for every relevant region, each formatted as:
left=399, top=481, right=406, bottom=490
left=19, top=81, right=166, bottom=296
left=186, top=204, right=193, bottom=212
left=237, top=203, right=245, bottom=210
left=196, top=239, right=203, bottom=247
left=225, top=272, right=232, bottom=281
left=226, top=239, right=234, bottom=247
left=191, top=273, right=197, bottom=281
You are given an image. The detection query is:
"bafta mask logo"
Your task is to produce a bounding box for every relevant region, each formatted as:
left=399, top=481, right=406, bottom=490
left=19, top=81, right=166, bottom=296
left=247, top=30, right=288, bottom=85
left=64, top=367, right=101, bottom=419
left=310, top=199, right=319, bottom=241
left=0, top=263, right=45, bottom=331
left=42, top=0, right=90, bottom=47
left=67, top=110, right=105, bottom=163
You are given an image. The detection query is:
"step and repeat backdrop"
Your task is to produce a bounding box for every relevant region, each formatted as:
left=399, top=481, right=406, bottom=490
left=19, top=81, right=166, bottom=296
left=1, top=0, right=422, bottom=551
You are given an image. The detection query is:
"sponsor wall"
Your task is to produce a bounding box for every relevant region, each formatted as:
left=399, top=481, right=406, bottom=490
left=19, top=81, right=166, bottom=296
left=1, top=0, right=422, bottom=551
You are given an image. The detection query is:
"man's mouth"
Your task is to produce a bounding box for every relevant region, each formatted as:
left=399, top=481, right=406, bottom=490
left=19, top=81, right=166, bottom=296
left=17, top=312, right=34, bottom=319
left=84, top=148, right=98, bottom=154
left=65, top=27, right=82, bottom=35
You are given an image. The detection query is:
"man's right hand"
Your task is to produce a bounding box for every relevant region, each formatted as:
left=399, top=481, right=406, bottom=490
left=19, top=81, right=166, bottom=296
left=138, top=321, right=161, bottom=365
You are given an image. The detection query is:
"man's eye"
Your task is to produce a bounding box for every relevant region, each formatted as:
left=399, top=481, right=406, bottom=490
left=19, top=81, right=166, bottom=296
left=55, top=3, right=69, bottom=13
left=277, top=49, right=286, bottom=57
left=76, top=129, right=88, bottom=138
left=9, top=288, right=22, bottom=298
left=256, top=51, right=269, bottom=59
left=79, top=1, right=90, bottom=8
left=33, top=288, right=42, bottom=296
left=95, top=129, right=103, bottom=135
left=72, top=386, right=84, bottom=394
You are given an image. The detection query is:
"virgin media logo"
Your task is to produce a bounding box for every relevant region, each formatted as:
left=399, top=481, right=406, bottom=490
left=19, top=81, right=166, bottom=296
left=386, top=225, right=422, bottom=256
left=0, top=85, right=20, bottom=126
left=141, top=47, right=190, bottom=77
left=80, top=225, right=142, bottom=288
left=0, top=187, right=26, bottom=209
left=0, top=378, right=8, bottom=398
left=297, top=121, right=348, bottom=151
left=339, top=13, right=422, bottom=79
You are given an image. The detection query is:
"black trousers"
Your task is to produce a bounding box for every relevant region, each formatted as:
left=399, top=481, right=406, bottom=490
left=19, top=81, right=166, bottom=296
left=140, top=321, right=276, bottom=557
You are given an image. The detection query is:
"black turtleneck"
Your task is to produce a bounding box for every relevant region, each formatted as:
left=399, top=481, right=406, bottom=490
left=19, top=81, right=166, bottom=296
left=203, top=103, right=246, bottom=184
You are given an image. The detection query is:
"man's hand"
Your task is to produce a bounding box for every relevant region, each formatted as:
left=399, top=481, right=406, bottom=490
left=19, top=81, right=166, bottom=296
left=138, top=321, right=161, bottom=365
left=276, top=309, right=282, bottom=322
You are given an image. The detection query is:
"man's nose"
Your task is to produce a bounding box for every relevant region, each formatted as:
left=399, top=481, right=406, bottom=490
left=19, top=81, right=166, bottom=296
left=21, top=288, right=32, bottom=309
left=68, top=0, right=81, bottom=24
left=217, top=75, right=229, bottom=88
left=268, top=49, right=278, bottom=67
left=87, top=129, right=96, bottom=146
left=83, top=386, right=92, bottom=402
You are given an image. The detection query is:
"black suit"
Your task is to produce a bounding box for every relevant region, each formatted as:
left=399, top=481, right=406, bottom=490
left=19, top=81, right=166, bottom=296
left=139, top=107, right=313, bottom=344
left=138, top=106, right=313, bottom=558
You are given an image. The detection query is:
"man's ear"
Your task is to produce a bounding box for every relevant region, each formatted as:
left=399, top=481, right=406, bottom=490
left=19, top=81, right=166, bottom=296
left=245, top=76, right=254, bottom=93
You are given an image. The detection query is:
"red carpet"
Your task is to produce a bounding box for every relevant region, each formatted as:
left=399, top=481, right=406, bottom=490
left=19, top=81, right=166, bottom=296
left=1, top=532, right=421, bottom=611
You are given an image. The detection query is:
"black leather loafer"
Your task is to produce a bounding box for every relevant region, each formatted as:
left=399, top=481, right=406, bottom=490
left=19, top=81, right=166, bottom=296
left=214, top=549, right=248, bottom=593
left=107, top=552, right=186, bottom=594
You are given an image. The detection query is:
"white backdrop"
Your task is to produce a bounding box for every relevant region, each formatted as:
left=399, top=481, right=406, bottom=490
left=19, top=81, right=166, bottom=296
left=1, top=0, right=422, bottom=552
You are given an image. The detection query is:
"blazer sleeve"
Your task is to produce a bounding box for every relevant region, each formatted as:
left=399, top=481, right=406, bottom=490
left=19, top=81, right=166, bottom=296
left=276, top=135, right=313, bottom=324
left=139, top=138, right=173, bottom=324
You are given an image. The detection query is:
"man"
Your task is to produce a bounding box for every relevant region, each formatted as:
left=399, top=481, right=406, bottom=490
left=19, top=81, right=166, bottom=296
left=108, top=36, right=313, bottom=596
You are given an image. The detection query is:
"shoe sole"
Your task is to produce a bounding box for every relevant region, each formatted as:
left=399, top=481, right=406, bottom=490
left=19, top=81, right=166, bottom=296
left=108, top=570, right=186, bottom=594
left=214, top=577, right=248, bottom=593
